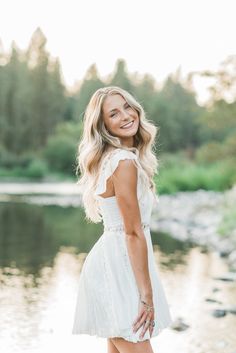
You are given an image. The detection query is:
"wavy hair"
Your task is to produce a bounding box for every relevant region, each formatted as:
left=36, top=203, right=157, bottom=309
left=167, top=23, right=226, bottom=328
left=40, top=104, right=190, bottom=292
left=76, top=86, right=159, bottom=223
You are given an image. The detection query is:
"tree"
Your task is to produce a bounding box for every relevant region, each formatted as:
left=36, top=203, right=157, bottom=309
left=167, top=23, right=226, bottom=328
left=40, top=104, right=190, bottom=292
left=26, top=28, right=66, bottom=149
left=109, top=59, right=134, bottom=93
left=151, top=76, right=203, bottom=152
left=75, top=64, right=104, bottom=120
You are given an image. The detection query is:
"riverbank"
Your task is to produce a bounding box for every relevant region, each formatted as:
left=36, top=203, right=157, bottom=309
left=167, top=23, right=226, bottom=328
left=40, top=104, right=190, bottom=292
left=0, top=181, right=235, bottom=271
left=151, top=185, right=236, bottom=272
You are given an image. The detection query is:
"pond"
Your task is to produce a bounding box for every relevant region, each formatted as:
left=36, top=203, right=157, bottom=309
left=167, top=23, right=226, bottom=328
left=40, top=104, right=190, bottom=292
left=0, top=198, right=236, bottom=353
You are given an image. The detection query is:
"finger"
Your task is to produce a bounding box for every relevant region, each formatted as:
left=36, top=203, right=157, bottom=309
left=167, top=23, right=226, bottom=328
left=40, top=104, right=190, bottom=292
left=132, top=313, right=143, bottom=327
left=132, top=310, right=145, bottom=327
left=139, top=319, right=151, bottom=339
left=140, top=315, right=154, bottom=338
left=139, top=314, right=153, bottom=337
left=132, top=313, right=147, bottom=333
left=149, top=325, right=154, bottom=337
left=149, top=316, right=155, bottom=337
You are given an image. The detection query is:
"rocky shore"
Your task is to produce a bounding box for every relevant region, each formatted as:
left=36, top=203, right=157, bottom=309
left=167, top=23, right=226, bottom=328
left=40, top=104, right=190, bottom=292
left=151, top=185, right=236, bottom=272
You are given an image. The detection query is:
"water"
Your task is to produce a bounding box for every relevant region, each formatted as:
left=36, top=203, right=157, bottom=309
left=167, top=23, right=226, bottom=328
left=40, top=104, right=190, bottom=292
left=0, top=200, right=235, bottom=353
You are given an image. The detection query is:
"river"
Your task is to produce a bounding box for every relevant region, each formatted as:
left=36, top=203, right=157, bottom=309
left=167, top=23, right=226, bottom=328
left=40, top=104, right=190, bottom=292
left=0, top=187, right=235, bottom=353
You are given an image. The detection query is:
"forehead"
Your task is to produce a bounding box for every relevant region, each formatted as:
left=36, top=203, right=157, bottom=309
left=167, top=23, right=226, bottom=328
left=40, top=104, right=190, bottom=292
left=102, top=94, right=126, bottom=113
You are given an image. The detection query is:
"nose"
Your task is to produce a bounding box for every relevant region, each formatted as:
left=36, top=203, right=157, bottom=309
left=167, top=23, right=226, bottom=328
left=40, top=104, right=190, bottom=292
left=121, top=108, right=131, bottom=120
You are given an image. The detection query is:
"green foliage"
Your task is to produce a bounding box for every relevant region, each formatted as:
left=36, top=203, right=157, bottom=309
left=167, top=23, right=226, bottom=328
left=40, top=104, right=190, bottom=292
left=0, top=146, right=39, bottom=170
left=1, top=29, right=236, bottom=192
left=109, top=59, right=134, bottom=93
left=196, top=141, right=226, bottom=163
left=156, top=154, right=236, bottom=194
left=54, top=121, right=82, bottom=140
left=196, top=132, right=236, bottom=164
left=197, top=100, right=236, bottom=143
left=43, top=134, right=77, bottom=174
left=0, top=28, right=67, bottom=154
left=75, top=64, right=105, bottom=120
left=151, top=76, right=204, bottom=152
left=25, top=159, right=48, bottom=179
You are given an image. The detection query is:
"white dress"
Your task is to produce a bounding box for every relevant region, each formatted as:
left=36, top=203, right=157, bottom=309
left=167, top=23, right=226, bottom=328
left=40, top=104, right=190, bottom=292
left=72, top=148, right=172, bottom=343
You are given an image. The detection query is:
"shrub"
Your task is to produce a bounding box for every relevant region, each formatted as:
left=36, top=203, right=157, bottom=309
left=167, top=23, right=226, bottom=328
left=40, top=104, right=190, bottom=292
left=195, top=141, right=225, bottom=163
left=156, top=158, right=236, bottom=194
left=0, top=146, right=19, bottom=168
left=43, top=135, right=77, bottom=174
left=25, top=159, right=48, bottom=179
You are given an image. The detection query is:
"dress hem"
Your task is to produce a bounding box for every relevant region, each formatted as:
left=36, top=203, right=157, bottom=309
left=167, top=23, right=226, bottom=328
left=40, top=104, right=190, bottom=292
left=72, top=319, right=173, bottom=343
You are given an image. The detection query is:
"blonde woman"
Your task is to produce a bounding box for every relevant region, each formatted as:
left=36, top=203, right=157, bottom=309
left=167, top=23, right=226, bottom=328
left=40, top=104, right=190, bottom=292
left=72, top=86, right=172, bottom=353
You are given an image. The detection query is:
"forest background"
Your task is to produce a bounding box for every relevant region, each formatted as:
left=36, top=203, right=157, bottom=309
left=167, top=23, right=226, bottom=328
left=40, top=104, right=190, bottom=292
left=0, top=28, right=236, bottom=195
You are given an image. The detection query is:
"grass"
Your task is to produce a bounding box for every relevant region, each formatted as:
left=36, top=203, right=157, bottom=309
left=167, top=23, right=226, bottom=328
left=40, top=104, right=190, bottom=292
left=155, top=154, right=236, bottom=195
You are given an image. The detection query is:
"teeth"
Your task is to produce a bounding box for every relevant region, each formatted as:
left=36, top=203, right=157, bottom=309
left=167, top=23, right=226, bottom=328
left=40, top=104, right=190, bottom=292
left=121, top=121, right=134, bottom=129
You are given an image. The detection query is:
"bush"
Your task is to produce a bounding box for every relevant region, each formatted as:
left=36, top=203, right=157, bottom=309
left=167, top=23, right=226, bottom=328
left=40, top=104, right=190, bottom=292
left=224, top=132, right=236, bottom=156
left=196, top=141, right=225, bottom=163
left=0, top=145, right=37, bottom=169
left=43, top=135, right=77, bottom=174
left=196, top=135, right=236, bottom=165
left=25, top=159, right=48, bottom=179
left=156, top=158, right=236, bottom=194
left=0, top=146, right=19, bottom=168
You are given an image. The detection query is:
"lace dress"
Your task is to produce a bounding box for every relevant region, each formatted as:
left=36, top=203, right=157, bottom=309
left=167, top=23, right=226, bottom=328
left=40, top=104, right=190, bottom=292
left=72, top=148, right=172, bottom=343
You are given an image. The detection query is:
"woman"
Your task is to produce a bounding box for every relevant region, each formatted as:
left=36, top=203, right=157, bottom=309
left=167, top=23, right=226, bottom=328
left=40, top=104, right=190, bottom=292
left=72, top=86, right=172, bottom=353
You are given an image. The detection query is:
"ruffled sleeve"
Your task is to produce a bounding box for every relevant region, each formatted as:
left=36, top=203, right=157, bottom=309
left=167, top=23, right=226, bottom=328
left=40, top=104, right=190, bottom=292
left=94, top=148, right=139, bottom=198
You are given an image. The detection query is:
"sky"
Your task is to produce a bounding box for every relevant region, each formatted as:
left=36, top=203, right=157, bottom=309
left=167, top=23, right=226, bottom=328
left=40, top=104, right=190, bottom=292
left=0, top=0, right=236, bottom=104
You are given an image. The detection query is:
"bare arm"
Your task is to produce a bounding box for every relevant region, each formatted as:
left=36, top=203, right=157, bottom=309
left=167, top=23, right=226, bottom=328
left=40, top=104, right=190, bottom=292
left=112, top=159, right=152, bottom=298
left=111, top=159, right=154, bottom=338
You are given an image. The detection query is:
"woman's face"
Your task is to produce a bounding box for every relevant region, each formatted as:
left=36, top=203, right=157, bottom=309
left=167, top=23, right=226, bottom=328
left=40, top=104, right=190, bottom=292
left=102, top=94, right=139, bottom=146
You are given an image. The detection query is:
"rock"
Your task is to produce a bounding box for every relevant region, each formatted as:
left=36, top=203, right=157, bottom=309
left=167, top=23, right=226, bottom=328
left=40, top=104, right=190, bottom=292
left=212, top=287, right=220, bottom=292
left=151, top=188, right=236, bottom=258
left=212, top=306, right=236, bottom=316
left=205, top=297, right=222, bottom=304
left=214, top=272, right=236, bottom=282
left=215, top=340, right=227, bottom=348
left=226, top=306, right=236, bottom=315
left=200, top=246, right=209, bottom=254
left=171, top=317, right=190, bottom=331
left=228, top=251, right=236, bottom=268
left=212, top=309, right=227, bottom=318
left=216, top=239, right=233, bottom=257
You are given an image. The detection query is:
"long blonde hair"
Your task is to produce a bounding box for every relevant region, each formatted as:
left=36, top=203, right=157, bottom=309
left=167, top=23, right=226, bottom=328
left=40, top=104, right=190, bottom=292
left=76, top=86, right=159, bottom=223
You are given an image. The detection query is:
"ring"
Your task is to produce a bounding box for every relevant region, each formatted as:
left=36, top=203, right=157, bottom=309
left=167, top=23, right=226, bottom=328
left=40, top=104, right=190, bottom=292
left=144, top=320, right=155, bottom=327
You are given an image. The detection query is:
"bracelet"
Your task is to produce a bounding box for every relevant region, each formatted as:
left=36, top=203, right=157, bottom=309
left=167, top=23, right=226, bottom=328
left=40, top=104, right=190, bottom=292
left=140, top=298, right=154, bottom=312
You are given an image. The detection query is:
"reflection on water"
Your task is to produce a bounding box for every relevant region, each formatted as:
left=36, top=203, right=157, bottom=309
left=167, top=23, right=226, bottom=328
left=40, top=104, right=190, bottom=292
left=0, top=201, right=235, bottom=353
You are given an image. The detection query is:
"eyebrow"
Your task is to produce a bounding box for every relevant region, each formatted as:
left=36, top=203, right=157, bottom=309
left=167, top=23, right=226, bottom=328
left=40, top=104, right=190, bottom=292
left=109, top=102, right=129, bottom=114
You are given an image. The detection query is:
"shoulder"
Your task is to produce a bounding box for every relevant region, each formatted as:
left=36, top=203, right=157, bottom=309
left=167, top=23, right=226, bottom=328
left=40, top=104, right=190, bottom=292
left=95, top=148, right=138, bottom=197
left=100, top=147, right=139, bottom=181
left=100, top=147, right=136, bottom=168
left=107, top=148, right=138, bottom=172
left=110, top=147, right=137, bottom=160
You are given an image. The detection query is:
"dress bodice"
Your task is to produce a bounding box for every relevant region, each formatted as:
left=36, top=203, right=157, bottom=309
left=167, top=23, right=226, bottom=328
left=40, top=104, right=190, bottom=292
left=94, top=148, right=157, bottom=228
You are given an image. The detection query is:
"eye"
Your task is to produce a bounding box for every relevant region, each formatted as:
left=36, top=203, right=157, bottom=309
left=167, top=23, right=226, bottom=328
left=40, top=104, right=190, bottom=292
left=110, top=112, right=117, bottom=118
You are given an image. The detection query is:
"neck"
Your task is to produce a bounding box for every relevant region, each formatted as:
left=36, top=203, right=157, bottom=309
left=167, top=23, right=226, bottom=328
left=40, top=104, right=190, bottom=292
left=120, top=136, right=134, bottom=148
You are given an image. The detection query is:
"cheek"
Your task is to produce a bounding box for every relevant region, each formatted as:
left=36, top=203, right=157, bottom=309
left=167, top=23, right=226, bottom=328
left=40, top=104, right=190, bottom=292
left=104, top=119, right=120, bottom=133
left=110, top=118, right=121, bottom=129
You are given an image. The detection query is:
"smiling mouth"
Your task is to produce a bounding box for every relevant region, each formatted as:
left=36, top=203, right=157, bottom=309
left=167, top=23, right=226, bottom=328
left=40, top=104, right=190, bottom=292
left=120, top=121, right=134, bottom=129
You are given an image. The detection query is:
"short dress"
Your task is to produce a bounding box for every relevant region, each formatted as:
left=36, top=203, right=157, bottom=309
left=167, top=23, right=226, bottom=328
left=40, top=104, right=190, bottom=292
left=72, top=148, right=173, bottom=343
